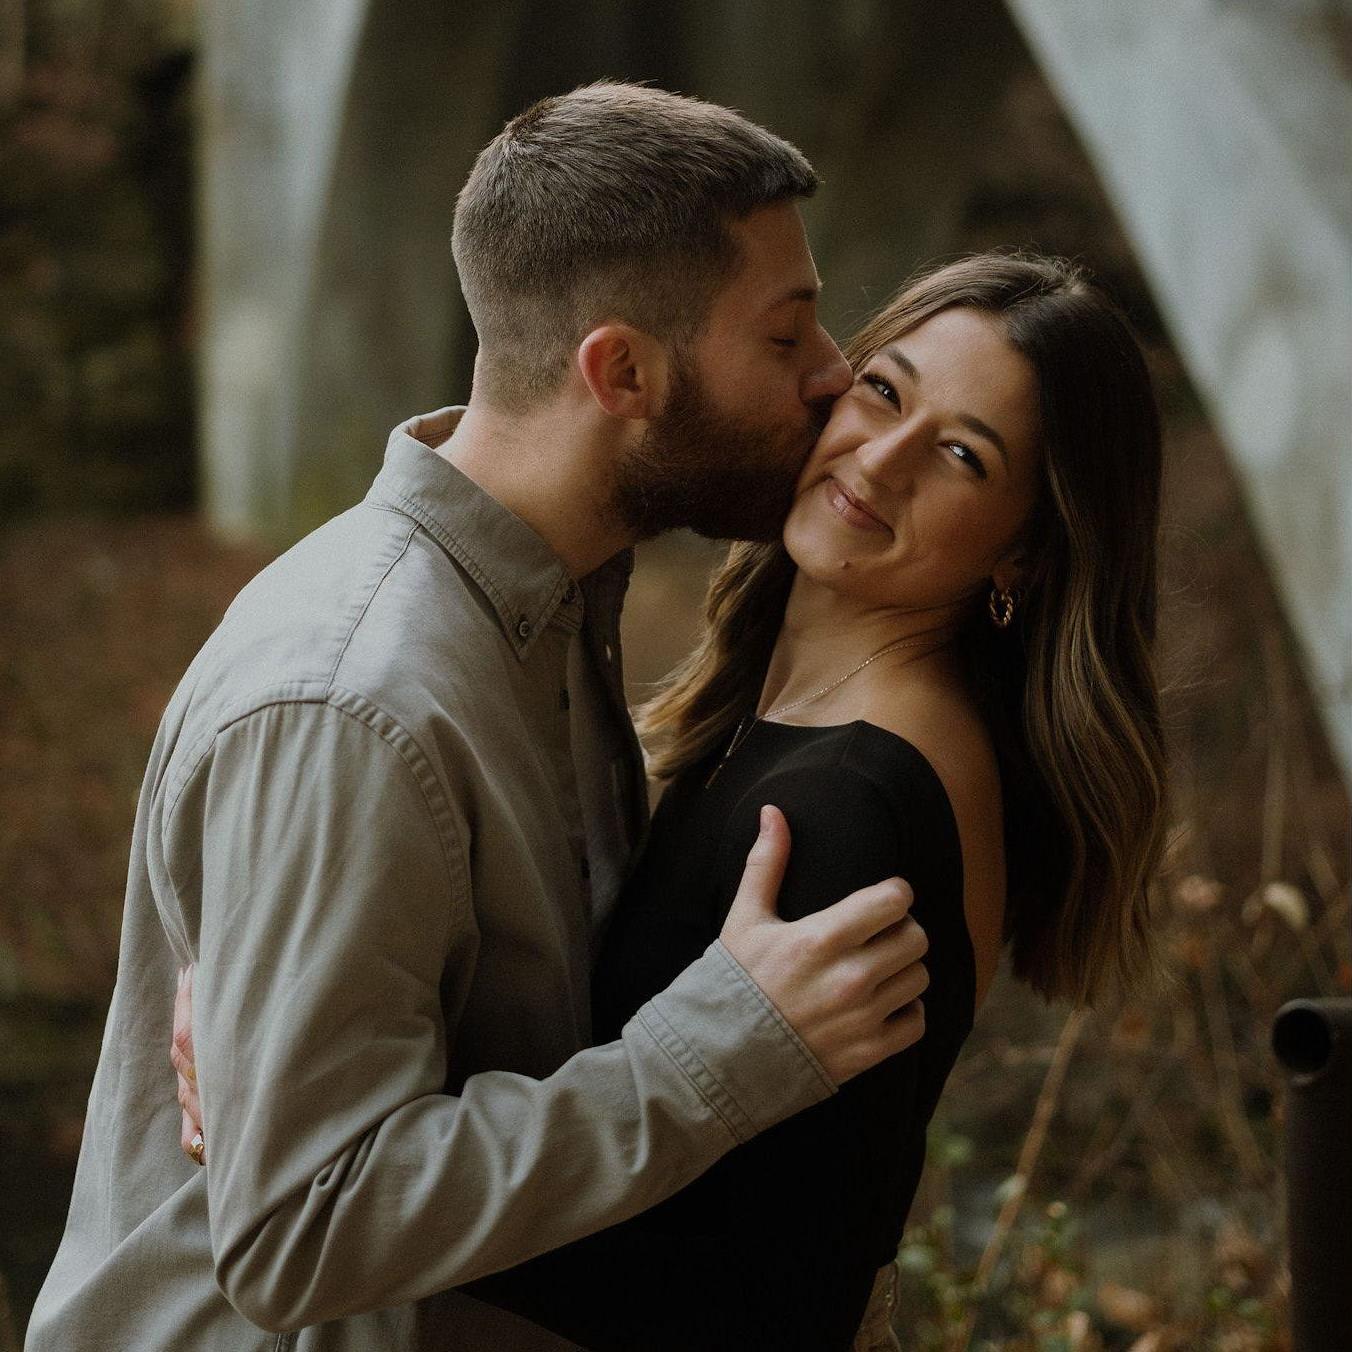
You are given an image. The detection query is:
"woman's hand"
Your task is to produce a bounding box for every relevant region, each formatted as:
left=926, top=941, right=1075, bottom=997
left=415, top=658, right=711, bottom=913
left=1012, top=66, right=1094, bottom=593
left=171, top=965, right=205, bottom=1165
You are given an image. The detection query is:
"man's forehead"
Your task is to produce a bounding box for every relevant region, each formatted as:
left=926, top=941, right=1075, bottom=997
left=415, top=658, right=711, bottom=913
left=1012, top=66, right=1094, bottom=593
left=729, top=203, right=815, bottom=263
left=713, top=271, right=820, bottom=324
left=709, top=202, right=822, bottom=317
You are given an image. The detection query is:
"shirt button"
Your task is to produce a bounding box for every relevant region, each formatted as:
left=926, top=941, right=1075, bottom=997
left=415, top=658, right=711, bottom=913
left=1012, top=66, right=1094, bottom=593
left=516, top=617, right=531, bottom=639
left=563, top=582, right=578, bottom=605
left=603, top=642, right=613, bottom=662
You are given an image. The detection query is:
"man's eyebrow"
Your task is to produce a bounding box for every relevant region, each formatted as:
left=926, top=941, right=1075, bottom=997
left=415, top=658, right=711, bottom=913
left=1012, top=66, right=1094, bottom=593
left=880, top=343, right=1010, bottom=467
left=766, top=284, right=821, bottom=310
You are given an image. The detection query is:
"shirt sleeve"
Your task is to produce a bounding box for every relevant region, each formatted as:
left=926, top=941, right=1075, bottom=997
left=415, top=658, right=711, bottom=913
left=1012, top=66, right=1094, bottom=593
left=165, top=696, right=834, bottom=1333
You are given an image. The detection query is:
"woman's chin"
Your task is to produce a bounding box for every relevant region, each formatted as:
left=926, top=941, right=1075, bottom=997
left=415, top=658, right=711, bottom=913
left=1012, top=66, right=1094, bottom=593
left=782, top=529, right=867, bottom=589
left=783, top=509, right=886, bottom=583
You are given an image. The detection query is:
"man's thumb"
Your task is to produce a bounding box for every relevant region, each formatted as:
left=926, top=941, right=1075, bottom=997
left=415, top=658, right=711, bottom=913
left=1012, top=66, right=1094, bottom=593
left=726, top=804, right=791, bottom=927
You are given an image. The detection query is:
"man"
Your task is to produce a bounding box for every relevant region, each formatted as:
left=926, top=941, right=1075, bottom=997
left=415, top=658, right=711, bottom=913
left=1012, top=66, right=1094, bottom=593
left=28, top=84, right=928, bottom=1351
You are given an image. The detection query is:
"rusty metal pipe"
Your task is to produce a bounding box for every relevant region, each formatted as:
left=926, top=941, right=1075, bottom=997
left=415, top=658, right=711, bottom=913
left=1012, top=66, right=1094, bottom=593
left=1272, top=997, right=1352, bottom=1351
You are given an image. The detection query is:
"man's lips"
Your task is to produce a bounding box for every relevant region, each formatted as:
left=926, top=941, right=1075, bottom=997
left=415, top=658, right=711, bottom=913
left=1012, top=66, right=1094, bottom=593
left=826, top=477, right=891, bottom=533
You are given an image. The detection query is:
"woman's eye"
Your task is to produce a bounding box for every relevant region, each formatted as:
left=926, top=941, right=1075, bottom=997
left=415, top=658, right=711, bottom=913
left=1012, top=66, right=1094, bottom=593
left=856, top=371, right=987, bottom=479
left=860, top=372, right=898, bottom=405
left=771, top=337, right=798, bottom=349
left=946, top=442, right=987, bottom=479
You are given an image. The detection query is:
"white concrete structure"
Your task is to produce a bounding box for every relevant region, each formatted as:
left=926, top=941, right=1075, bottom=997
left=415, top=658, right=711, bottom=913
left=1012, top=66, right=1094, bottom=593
left=197, top=1, right=511, bottom=540
left=197, top=0, right=368, bottom=540
left=1006, top=0, right=1352, bottom=779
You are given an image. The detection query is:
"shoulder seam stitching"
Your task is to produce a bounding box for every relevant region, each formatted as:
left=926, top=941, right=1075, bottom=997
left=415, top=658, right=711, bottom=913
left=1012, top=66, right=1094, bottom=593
left=162, top=695, right=469, bottom=910
left=325, top=522, right=418, bottom=691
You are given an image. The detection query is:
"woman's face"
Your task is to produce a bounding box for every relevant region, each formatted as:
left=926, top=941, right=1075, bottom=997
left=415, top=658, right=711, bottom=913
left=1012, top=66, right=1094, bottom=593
left=783, top=306, right=1043, bottom=615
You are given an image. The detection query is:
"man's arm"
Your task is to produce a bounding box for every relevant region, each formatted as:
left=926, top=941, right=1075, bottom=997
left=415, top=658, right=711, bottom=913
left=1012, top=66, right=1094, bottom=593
left=170, top=698, right=925, bottom=1332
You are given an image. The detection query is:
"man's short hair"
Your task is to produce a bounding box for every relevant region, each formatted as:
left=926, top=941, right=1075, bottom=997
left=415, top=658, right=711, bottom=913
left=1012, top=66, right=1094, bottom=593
left=451, top=82, right=817, bottom=409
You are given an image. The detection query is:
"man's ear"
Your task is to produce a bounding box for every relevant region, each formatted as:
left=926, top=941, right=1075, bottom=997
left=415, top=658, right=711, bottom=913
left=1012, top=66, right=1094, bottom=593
left=576, top=324, right=670, bottom=419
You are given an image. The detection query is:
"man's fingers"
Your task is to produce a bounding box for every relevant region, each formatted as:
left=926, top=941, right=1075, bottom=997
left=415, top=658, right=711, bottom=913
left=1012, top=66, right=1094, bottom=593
left=173, top=963, right=196, bottom=1037
left=864, top=913, right=929, bottom=974
left=829, top=999, right=927, bottom=1084
left=723, top=805, right=791, bottom=930
left=173, top=964, right=204, bottom=1162
left=720, top=857, right=928, bottom=1085
left=176, top=1069, right=202, bottom=1130
left=180, top=1109, right=205, bottom=1165
left=885, top=999, right=926, bottom=1051
left=169, top=1036, right=195, bottom=1084
left=873, top=957, right=929, bottom=1016
left=802, top=876, right=916, bottom=949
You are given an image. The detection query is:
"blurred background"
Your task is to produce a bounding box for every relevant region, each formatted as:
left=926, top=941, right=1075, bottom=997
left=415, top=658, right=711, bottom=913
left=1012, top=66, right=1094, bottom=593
left=1, top=1, right=1349, bottom=1347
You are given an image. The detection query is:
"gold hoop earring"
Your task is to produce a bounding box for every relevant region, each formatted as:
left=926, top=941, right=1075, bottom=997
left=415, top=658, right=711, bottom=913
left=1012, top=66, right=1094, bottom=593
left=988, top=586, right=1017, bottom=629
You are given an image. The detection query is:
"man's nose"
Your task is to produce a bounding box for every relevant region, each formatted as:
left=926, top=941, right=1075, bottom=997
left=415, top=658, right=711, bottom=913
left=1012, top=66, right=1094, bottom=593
left=801, top=326, right=852, bottom=406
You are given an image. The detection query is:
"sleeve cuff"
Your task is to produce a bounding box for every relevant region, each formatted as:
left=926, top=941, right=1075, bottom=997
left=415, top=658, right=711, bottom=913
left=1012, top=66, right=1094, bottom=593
left=636, top=939, right=836, bottom=1145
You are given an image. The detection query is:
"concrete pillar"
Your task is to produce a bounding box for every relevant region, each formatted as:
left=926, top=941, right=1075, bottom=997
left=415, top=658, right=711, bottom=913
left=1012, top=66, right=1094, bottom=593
left=1004, top=0, right=1352, bottom=783
left=197, top=0, right=367, bottom=542
left=197, top=0, right=511, bottom=544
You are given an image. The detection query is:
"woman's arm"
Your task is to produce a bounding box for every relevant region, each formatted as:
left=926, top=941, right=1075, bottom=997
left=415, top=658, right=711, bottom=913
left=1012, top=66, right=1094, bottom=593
left=469, top=737, right=970, bottom=1352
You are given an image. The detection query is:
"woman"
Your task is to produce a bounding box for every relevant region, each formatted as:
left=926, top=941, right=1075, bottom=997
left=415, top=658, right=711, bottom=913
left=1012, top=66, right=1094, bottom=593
left=465, top=251, right=1169, bottom=1349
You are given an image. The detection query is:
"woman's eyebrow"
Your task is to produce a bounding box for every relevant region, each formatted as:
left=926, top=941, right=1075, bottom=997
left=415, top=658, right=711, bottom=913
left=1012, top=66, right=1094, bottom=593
left=880, top=343, right=1010, bottom=468
left=881, top=344, right=920, bottom=382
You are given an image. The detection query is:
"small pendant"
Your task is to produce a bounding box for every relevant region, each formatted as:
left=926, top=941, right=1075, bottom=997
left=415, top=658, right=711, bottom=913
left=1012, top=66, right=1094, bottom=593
left=704, top=716, right=756, bottom=788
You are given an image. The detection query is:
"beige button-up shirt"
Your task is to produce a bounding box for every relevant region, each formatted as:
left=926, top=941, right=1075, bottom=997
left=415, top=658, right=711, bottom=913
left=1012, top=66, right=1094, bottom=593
left=27, top=410, right=835, bottom=1352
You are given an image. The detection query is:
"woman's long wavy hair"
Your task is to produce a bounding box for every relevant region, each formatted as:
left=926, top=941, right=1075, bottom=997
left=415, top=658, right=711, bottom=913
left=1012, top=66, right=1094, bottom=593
left=637, top=252, right=1169, bottom=1008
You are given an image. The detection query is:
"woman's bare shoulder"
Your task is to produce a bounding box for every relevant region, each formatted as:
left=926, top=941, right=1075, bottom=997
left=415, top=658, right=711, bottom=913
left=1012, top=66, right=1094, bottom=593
left=863, top=676, right=1006, bottom=1009
left=864, top=673, right=998, bottom=808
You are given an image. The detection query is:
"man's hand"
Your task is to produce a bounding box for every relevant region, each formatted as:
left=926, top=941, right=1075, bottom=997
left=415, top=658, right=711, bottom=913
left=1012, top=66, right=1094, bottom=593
left=170, top=804, right=927, bottom=1156
left=172, top=965, right=205, bottom=1164
left=719, top=804, right=928, bottom=1085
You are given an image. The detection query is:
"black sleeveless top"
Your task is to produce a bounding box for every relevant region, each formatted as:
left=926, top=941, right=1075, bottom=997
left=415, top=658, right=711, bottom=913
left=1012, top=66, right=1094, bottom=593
left=466, top=720, right=977, bottom=1350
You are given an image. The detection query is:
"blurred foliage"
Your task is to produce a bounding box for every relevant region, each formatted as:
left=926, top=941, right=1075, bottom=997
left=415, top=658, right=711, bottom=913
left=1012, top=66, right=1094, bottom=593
left=0, top=516, right=269, bottom=1001
left=0, top=0, right=195, bottom=523
left=896, top=1188, right=1292, bottom=1351
left=0, top=515, right=270, bottom=1327
left=888, top=808, right=1346, bottom=1348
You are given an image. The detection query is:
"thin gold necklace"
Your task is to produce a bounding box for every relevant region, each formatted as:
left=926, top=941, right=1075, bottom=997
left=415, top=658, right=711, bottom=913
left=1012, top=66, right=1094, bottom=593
left=704, top=633, right=937, bottom=788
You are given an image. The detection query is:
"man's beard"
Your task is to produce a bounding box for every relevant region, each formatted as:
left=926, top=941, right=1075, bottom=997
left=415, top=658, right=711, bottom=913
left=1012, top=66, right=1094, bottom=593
left=611, top=358, right=826, bottom=542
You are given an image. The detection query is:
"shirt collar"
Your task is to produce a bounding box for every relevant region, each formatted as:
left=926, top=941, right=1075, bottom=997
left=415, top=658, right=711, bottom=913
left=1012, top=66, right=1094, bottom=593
left=365, top=407, right=632, bottom=658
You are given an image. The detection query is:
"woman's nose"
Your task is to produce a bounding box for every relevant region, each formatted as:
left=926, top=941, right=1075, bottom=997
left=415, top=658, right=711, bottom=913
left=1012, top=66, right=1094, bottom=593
left=855, top=422, right=922, bottom=487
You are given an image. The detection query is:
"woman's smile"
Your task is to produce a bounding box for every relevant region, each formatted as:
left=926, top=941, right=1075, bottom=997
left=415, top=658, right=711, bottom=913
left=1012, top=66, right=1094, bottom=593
left=825, top=476, right=892, bottom=534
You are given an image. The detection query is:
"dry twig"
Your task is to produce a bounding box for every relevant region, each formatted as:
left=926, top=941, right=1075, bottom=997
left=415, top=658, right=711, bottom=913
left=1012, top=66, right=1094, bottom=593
left=1197, top=945, right=1269, bottom=1183
left=945, top=1007, right=1089, bottom=1351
